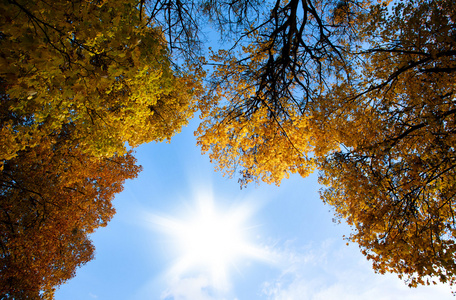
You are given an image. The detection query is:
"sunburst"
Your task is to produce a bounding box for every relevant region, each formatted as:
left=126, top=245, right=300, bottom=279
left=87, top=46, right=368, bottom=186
left=151, top=192, right=270, bottom=291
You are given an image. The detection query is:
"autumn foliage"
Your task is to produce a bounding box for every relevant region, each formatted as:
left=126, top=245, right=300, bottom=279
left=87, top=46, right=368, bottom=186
left=0, top=133, right=141, bottom=298
left=195, top=0, right=456, bottom=288
left=0, top=0, right=199, bottom=298
left=2, top=0, right=456, bottom=296
left=316, top=0, right=456, bottom=287
left=0, top=0, right=198, bottom=162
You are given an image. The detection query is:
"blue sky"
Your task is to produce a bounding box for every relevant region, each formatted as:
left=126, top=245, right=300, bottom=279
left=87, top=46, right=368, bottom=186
left=55, top=118, right=454, bottom=300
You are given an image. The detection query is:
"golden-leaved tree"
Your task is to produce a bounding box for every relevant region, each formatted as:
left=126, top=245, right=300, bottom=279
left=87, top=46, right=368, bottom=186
left=316, top=0, right=456, bottom=287
left=0, top=130, right=141, bottom=299
left=0, top=0, right=200, bottom=162
left=0, top=0, right=201, bottom=298
left=196, top=0, right=364, bottom=185
left=194, top=0, right=456, bottom=287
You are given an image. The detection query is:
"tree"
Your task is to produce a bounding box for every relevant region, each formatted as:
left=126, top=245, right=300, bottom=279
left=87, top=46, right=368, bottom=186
left=0, top=131, right=141, bottom=299
left=315, top=0, right=456, bottom=287
left=196, top=0, right=367, bottom=185
left=0, top=0, right=200, bottom=162
left=0, top=0, right=201, bottom=297
left=192, top=0, right=456, bottom=287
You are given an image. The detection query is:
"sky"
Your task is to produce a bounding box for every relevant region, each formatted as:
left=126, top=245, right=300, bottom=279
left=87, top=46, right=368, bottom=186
left=55, top=117, right=454, bottom=300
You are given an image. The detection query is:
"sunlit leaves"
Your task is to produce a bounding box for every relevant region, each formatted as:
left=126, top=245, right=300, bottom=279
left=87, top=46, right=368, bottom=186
left=196, top=43, right=316, bottom=185
left=2, top=0, right=455, bottom=293
left=0, top=0, right=199, bottom=160
left=195, top=0, right=456, bottom=287
left=0, top=0, right=201, bottom=298
left=316, top=0, right=456, bottom=287
left=0, top=133, right=141, bottom=299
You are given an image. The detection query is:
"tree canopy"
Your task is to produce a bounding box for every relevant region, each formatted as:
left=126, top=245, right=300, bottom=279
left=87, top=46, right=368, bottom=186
left=191, top=0, right=456, bottom=288
left=196, top=0, right=366, bottom=185
left=0, top=0, right=200, bottom=297
left=1, top=0, right=456, bottom=295
left=0, top=0, right=200, bottom=162
left=316, top=0, right=456, bottom=287
left=0, top=132, right=141, bottom=299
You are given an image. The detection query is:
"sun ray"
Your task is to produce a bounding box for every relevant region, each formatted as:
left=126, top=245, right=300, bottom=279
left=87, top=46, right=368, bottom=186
left=150, top=193, right=272, bottom=291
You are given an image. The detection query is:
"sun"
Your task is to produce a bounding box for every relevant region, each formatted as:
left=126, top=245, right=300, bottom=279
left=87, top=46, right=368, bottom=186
left=152, top=193, right=269, bottom=291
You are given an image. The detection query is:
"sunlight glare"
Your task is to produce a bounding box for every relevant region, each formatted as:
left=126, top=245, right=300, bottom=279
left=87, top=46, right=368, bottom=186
left=152, top=193, right=270, bottom=291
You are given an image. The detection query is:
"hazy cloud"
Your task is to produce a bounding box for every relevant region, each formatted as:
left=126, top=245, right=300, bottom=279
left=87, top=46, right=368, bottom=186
left=160, top=275, right=239, bottom=300
left=261, top=239, right=454, bottom=300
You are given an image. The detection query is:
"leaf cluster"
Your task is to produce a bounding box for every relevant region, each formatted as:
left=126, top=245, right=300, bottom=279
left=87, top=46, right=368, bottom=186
left=0, top=0, right=200, bottom=161
left=0, top=130, right=141, bottom=299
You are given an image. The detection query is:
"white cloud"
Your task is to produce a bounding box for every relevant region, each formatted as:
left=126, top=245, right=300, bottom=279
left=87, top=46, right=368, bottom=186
left=261, top=239, right=454, bottom=300
left=160, top=275, right=243, bottom=300
left=160, top=276, right=216, bottom=300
